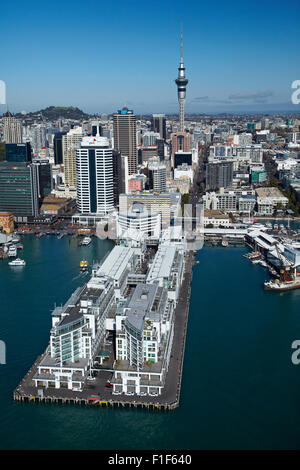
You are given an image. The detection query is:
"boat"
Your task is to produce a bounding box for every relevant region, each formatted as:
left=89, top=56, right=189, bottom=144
left=8, top=258, right=26, bottom=266
left=258, top=260, right=268, bottom=268
left=80, top=236, right=92, bottom=246
left=252, top=259, right=260, bottom=264
left=221, top=239, right=229, bottom=247
left=11, top=235, right=20, bottom=243
left=264, top=278, right=300, bottom=291
left=8, top=245, right=17, bottom=257
left=244, top=251, right=261, bottom=260
left=80, top=260, right=89, bottom=272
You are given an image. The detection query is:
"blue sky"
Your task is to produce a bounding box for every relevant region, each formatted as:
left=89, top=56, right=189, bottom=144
left=1, top=0, right=300, bottom=114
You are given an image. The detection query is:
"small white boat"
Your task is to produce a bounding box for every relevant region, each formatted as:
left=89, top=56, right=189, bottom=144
left=9, top=258, right=26, bottom=266
left=81, top=236, right=92, bottom=246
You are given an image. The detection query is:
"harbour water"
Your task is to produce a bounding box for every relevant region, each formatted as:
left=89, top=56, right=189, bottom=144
left=1, top=234, right=300, bottom=449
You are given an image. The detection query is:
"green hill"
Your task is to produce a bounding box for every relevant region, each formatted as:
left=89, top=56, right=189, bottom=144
left=16, top=106, right=90, bottom=120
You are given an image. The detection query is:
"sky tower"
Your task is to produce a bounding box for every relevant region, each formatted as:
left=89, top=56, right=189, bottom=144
left=175, top=26, right=188, bottom=132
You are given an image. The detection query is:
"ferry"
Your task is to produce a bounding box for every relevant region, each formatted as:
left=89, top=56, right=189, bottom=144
left=9, top=258, right=26, bottom=267
left=264, top=278, right=300, bottom=291
left=80, top=260, right=89, bottom=272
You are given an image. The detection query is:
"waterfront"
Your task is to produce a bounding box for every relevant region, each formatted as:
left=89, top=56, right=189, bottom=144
left=1, top=236, right=300, bottom=449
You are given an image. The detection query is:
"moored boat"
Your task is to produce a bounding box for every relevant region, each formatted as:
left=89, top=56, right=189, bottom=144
left=80, top=236, right=92, bottom=246
left=264, top=278, right=300, bottom=291
left=9, top=258, right=26, bottom=267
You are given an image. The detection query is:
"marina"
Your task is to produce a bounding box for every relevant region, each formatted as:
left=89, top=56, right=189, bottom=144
left=2, top=235, right=300, bottom=449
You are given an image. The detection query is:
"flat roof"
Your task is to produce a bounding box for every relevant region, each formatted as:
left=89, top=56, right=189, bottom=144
left=97, top=245, right=133, bottom=281
left=147, top=245, right=176, bottom=282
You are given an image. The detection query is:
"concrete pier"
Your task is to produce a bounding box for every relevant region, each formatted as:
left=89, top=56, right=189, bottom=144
left=13, top=251, right=195, bottom=411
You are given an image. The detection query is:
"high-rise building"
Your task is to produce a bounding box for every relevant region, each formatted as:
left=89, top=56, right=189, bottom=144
left=33, top=161, right=53, bottom=198
left=76, top=136, right=114, bottom=215
left=175, top=28, right=188, bottom=132
left=112, top=150, right=122, bottom=207
left=54, top=132, right=66, bottom=165
left=156, top=138, right=165, bottom=160
left=62, top=127, right=83, bottom=188
left=113, top=107, right=137, bottom=175
left=174, top=151, right=192, bottom=169
left=91, top=121, right=102, bottom=137
left=2, top=112, right=23, bottom=143
left=206, top=160, right=234, bottom=191
left=171, top=131, right=190, bottom=166
left=29, top=125, right=47, bottom=154
left=5, top=143, right=32, bottom=163
left=148, top=161, right=167, bottom=193
left=142, top=131, right=160, bottom=147
left=0, top=161, right=39, bottom=219
left=151, top=114, right=167, bottom=140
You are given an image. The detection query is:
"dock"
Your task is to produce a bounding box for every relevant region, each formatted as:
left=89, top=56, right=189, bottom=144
left=13, top=251, right=195, bottom=411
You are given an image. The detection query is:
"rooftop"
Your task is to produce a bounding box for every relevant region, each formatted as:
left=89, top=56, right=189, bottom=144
left=96, top=245, right=133, bottom=282
left=147, top=245, right=177, bottom=282
left=255, top=187, right=286, bottom=198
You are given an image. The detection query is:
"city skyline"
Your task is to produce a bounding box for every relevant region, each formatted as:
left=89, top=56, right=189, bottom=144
left=1, top=0, right=300, bottom=114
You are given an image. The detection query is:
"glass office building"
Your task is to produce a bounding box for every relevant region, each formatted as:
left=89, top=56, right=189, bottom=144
left=0, top=162, right=39, bottom=218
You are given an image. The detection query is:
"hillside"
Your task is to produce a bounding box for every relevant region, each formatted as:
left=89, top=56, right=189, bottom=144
left=15, top=106, right=90, bottom=120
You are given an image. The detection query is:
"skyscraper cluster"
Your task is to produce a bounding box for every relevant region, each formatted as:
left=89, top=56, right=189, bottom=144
left=0, top=28, right=196, bottom=224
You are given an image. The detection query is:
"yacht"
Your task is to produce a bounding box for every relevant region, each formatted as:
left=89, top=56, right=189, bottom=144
left=9, top=258, right=26, bottom=267
left=8, top=245, right=17, bottom=257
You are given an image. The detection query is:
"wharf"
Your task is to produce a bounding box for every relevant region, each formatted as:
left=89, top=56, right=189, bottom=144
left=13, top=252, right=195, bottom=411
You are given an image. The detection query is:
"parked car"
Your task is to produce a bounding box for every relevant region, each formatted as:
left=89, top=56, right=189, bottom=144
left=149, top=391, right=158, bottom=396
left=125, top=391, right=134, bottom=396
left=112, top=390, right=122, bottom=395
left=105, top=382, right=113, bottom=388
left=138, top=391, right=147, bottom=396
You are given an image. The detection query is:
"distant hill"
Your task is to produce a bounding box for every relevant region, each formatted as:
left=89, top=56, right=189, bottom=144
left=15, top=106, right=90, bottom=120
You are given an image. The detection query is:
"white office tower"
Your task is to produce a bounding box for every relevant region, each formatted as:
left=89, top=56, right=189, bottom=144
left=62, top=127, right=83, bottom=188
left=2, top=112, right=23, bottom=143
left=23, top=124, right=47, bottom=154
left=142, top=131, right=160, bottom=146
left=76, top=136, right=114, bottom=215
left=148, top=160, right=167, bottom=193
